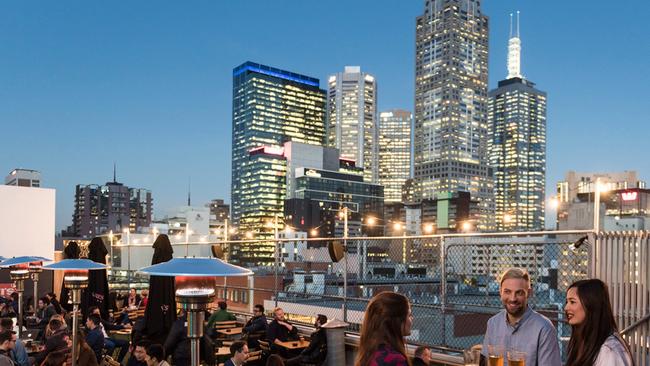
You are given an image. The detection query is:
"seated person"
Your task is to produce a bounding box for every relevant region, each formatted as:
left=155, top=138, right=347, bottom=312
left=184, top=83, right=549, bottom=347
left=89, top=306, right=131, bottom=362
left=126, top=340, right=151, bottom=366
left=207, top=301, right=236, bottom=332
left=267, top=307, right=298, bottom=355
left=85, top=314, right=105, bottom=363
left=35, top=297, right=56, bottom=328
left=144, top=343, right=169, bottom=366
left=285, top=315, right=328, bottom=366
left=242, top=304, right=268, bottom=348
left=34, top=325, right=70, bottom=366
left=224, top=341, right=248, bottom=366
left=139, top=290, right=149, bottom=308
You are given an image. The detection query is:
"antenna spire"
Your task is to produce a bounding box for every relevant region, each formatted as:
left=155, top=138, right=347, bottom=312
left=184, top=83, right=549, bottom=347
left=507, top=11, right=522, bottom=79
left=113, top=162, right=117, bottom=183
left=509, top=13, right=513, bottom=38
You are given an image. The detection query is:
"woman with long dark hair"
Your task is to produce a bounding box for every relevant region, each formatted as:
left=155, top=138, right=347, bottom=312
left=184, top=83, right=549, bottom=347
left=355, top=292, right=413, bottom=366
left=565, top=279, right=634, bottom=366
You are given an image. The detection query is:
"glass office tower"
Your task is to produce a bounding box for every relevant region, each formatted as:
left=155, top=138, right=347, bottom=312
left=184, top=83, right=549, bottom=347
left=414, top=0, right=494, bottom=231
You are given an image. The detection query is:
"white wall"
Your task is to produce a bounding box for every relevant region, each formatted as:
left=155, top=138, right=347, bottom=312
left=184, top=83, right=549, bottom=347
left=0, top=186, right=55, bottom=259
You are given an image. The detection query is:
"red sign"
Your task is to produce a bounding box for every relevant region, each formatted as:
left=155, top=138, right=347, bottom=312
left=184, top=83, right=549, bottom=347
left=621, top=191, right=638, bottom=201
left=0, top=284, right=16, bottom=297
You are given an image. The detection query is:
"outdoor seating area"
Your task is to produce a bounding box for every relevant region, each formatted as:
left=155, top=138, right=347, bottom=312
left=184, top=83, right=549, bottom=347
left=0, top=230, right=649, bottom=366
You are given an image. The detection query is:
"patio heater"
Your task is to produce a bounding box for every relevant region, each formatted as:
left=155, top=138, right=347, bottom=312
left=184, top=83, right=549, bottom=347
left=0, top=256, right=51, bottom=339
left=43, top=259, right=107, bottom=366
left=29, top=262, right=44, bottom=311
left=138, top=257, right=252, bottom=366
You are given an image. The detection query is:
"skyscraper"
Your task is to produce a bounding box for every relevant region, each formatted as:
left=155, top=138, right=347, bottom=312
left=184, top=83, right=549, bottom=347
left=378, top=110, right=412, bottom=202
left=327, top=66, right=378, bottom=183
left=488, top=13, right=547, bottom=231
left=414, top=0, right=493, bottom=231
left=231, top=62, right=327, bottom=227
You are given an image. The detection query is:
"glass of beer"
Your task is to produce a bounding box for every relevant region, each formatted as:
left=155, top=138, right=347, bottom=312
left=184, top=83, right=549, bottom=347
left=463, top=349, right=481, bottom=366
left=487, top=345, right=504, bottom=366
left=507, top=350, right=526, bottom=366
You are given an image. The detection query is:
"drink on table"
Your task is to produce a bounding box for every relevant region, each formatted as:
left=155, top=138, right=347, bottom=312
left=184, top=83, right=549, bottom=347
left=488, top=345, right=504, bottom=366
left=463, top=348, right=481, bottom=366
left=507, top=350, right=526, bottom=366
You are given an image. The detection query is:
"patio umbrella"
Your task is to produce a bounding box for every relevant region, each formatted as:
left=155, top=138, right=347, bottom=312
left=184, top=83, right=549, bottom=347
left=143, top=234, right=176, bottom=344
left=81, top=237, right=109, bottom=319
left=60, top=241, right=81, bottom=312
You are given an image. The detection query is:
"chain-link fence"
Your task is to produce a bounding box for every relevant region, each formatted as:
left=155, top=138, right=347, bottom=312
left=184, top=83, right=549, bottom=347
left=108, top=230, right=649, bottom=362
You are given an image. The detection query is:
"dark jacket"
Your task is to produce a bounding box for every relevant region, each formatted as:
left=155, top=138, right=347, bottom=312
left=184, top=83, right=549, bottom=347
left=223, top=359, right=235, bottom=366
left=299, top=328, right=327, bottom=363
left=85, top=326, right=105, bottom=362
left=126, top=357, right=147, bottom=366
left=412, top=357, right=428, bottom=366
left=164, top=316, right=215, bottom=366
left=267, top=319, right=298, bottom=343
left=37, top=304, right=57, bottom=327
left=243, top=315, right=268, bottom=334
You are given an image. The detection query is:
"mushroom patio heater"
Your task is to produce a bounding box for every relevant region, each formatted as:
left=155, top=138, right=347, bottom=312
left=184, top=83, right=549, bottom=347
left=43, top=259, right=107, bottom=366
left=139, top=257, right=253, bottom=366
left=29, top=262, right=44, bottom=311
left=0, top=256, right=51, bottom=339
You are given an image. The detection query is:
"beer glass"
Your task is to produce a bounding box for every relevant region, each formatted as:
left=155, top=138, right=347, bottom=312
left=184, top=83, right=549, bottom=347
left=487, top=345, right=504, bottom=366
left=507, top=350, right=526, bottom=366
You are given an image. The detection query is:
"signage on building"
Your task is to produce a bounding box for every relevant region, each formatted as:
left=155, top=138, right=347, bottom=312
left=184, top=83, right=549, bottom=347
left=621, top=191, right=638, bottom=201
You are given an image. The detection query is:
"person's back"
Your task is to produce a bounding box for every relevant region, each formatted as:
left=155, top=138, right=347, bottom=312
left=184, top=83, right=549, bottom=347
left=207, top=301, right=236, bottom=330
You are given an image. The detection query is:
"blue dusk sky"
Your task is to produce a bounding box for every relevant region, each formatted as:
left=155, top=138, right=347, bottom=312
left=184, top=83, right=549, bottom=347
left=1, top=1, right=649, bottom=231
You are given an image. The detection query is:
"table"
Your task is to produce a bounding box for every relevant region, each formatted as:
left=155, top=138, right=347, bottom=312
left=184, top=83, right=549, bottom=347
left=216, top=327, right=242, bottom=336
left=215, top=347, right=231, bottom=357
left=276, top=340, right=310, bottom=350
left=26, top=344, right=44, bottom=356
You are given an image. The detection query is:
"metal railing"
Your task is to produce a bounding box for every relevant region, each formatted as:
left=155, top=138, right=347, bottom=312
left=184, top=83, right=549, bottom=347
left=107, top=229, right=650, bottom=363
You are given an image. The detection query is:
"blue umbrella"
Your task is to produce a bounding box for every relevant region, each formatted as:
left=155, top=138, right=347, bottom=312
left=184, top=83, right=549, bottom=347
left=0, top=256, right=51, bottom=267
left=138, top=257, right=253, bottom=277
left=43, top=258, right=107, bottom=270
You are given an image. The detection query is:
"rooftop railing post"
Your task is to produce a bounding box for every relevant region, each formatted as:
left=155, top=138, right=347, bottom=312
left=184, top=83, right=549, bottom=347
left=274, top=215, right=279, bottom=308
left=343, top=207, right=348, bottom=323
left=440, top=235, right=447, bottom=347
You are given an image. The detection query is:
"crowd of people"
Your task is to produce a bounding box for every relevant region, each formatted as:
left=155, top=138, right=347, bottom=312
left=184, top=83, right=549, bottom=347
left=0, top=267, right=638, bottom=366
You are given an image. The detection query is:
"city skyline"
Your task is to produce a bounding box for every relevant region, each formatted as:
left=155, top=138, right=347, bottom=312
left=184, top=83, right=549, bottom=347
left=2, top=1, right=649, bottom=231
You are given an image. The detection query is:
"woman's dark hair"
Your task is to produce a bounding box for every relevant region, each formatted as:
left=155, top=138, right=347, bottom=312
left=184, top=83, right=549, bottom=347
left=146, top=343, right=165, bottom=362
left=566, top=279, right=633, bottom=366
left=355, top=292, right=411, bottom=366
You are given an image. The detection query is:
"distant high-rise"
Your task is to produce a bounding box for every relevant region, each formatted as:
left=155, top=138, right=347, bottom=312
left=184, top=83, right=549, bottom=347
left=488, top=12, right=547, bottom=231
left=69, top=179, right=152, bottom=238
left=378, top=110, right=412, bottom=202
left=327, top=66, right=378, bottom=183
left=414, top=0, right=493, bottom=231
left=5, top=168, right=41, bottom=187
left=231, top=62, right=327, bottom=227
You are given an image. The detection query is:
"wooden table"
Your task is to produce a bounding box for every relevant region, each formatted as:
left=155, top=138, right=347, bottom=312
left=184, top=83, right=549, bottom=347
left=216, top=327, right=242, bottom=336
left=215, top=347, right=231, bottom=357
left=26, top=345, right=44, bottom=356
left=276, top=340, right=310, bottom=350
